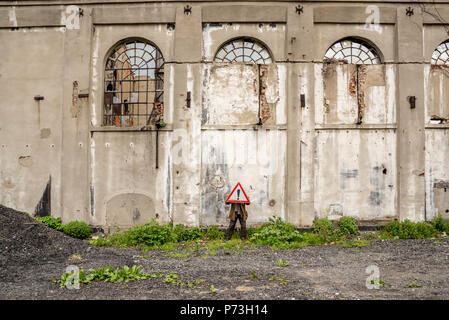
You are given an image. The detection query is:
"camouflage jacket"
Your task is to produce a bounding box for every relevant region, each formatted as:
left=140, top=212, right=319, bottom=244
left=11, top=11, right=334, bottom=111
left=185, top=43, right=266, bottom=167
left=228, top=203, right=248, bottom=221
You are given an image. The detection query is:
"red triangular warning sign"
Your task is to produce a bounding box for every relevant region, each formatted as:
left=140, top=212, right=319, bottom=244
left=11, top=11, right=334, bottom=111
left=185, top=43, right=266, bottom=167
left=226, top=182, right=250, bottom=204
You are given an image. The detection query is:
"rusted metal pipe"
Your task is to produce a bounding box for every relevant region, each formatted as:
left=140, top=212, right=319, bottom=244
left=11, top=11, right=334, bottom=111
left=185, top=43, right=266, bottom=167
left=155, top=127, right=159, bottom=169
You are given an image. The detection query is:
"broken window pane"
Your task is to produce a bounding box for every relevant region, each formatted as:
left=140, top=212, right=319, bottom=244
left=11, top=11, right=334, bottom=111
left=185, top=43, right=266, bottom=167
left=104, top=39, right=165, bottom=127
left=214, top=38, right=272, bottom=64
left=323, top=38, right=381, bottom=64
left=432, top=40, right=449, bottom=65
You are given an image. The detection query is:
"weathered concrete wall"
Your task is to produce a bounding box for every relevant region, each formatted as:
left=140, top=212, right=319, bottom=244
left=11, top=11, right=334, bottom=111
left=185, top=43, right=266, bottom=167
left=2, top=1, right=449, bottom=230
left=314, top=129, right=397, bottom=220
left=0, top=27, right=65, bottom=216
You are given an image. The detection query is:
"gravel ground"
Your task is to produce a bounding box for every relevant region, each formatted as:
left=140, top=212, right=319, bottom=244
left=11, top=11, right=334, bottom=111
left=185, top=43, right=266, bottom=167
left=1, top=205, right=449, bottom=300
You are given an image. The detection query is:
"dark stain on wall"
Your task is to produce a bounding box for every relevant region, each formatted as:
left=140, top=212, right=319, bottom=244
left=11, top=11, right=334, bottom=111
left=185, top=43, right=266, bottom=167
left=368, top=191, right=382, bottom=206
left=34, top=176, right=51, bottom=217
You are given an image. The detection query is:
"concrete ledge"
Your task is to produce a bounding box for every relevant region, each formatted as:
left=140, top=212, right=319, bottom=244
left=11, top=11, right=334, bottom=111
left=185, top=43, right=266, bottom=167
left=202, top=5, right=287, bottom=23
left=90, top=124, right=173, bottom=132
left=314, top=6, right=396, bottom=24
left=0, top=7, right=64, bottom=28
left=92, top=5, right=176, bottom=24
left=425, top=124, right=449, bottom=129
left=315, top=124, right=397, bottom=130
left=201, top=124, right=287, bottom=130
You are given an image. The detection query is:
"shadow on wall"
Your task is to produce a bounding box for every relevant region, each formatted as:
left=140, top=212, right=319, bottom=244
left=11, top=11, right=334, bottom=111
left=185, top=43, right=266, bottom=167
left=34, top=176, right=51, bottom=217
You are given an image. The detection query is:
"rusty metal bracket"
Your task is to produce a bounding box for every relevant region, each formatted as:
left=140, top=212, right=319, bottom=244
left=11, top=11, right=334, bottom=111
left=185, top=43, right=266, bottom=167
left=408, top=96, right=416, bottom=109
left=406, top=6, right=414, bottom=16
left=300, top=94, right=306, bottom=108
left=186, top=91, right=191, bottom=108
left=296, top=5, right=303, bottom=15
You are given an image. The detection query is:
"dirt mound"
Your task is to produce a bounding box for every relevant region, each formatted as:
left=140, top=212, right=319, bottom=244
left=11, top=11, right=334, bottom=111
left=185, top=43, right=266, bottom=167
left=0, top=205, right=92, bottom=277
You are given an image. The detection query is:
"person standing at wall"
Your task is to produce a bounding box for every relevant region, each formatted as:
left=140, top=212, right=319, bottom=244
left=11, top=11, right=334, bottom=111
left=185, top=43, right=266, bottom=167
left=225, top=203, right=248, bottom=240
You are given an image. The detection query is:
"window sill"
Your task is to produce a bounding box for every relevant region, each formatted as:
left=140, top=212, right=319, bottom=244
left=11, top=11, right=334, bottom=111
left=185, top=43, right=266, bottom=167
left=90, top=124, right=173, bottom=132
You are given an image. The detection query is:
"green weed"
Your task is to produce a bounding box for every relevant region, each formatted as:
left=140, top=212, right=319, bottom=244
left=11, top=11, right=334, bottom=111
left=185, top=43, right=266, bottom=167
left=164, top=252, right=192, bottom=259
left=205, top=225, right=225, bottom=240
left=337, top=217, right=359, bottom=236
left=407, top=281, right=422, bottom=288
left=370, top=278, right=386, bottom=287
left=63, top=221, right=92, bottom=240
left=383, top=220, right=438, bottom=239
left=249, top=216, right=304, bottom=247
left=276, top=258, right=290, bottom=267
left=56, top=265, right=154, bottom=288
left=209, top=285, right=217, bottom=294
left=37, top=216, right=64, bottom=231
left=269, top=276, right=290, bottom=285
left=338, top=240, right=371, bottom=248
left=163, top=271, right=180, bottom=284
left=313, top=218, right=337, bottom=242
left=181, top=279, right=205, bottom=288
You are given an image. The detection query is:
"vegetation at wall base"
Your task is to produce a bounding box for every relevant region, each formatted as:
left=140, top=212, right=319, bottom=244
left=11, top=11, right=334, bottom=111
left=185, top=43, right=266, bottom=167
left=86, top=214, right=449, bottom=250
left=62, top=221, right=92, bottom=240
left=382, top=219, right=440, bottom=239
left=36, top=216, right=64, bottom=231
left=37, top=216, right=92, bottom=239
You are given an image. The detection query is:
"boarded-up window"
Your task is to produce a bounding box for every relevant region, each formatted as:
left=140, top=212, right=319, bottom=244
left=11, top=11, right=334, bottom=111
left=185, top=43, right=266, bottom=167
left=320, top=39, right=393, bottom=125
left=427, top=65, right=449, bottom=123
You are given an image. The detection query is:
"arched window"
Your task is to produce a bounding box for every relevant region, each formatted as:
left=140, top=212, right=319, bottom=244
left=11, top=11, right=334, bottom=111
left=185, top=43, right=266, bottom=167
left=431, top=40, right=449, bottom=65
left=324, top=38, right=381, bottom=64
left=214, top=38, right=272, bottom=64
left=104, top=39, right=164, bottom=127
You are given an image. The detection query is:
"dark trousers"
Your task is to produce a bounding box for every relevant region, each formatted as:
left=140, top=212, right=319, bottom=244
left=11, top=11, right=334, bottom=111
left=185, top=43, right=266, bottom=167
left=226, top=215, right=247, bottom=240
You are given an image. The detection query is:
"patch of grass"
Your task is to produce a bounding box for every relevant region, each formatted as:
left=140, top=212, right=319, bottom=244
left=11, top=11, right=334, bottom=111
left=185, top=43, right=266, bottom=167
left=209, top=285, right=217, bottom=294
left=158, top=242, right=178, bottom=251
left=370, top=278, right=386, bottom=287
left=269, top=276, right=290, bottom=285
left=338, top=240, right=371, bottom=248
left=181, top=279, right=205, bottom=288
left=147, top=272, right=163, bottom=278
left=276, top=258, right=290, bottom=267
left=407, top=281, right=422, bottom=288
left=251, top=270, right=258, bottom=279
left=163, top=271, right=180, bottom=285
left=205, top=239, right=253, bottom=251
left=200, top=250, right=218, bottom=259
left=164, top=252, right=192, bottom=259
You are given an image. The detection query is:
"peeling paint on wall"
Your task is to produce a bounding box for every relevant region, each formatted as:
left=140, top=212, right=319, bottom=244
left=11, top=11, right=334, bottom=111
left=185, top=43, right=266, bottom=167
left=315, top=130, right=396, bottom=220
left=71, top=80, right=80, bottom=118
